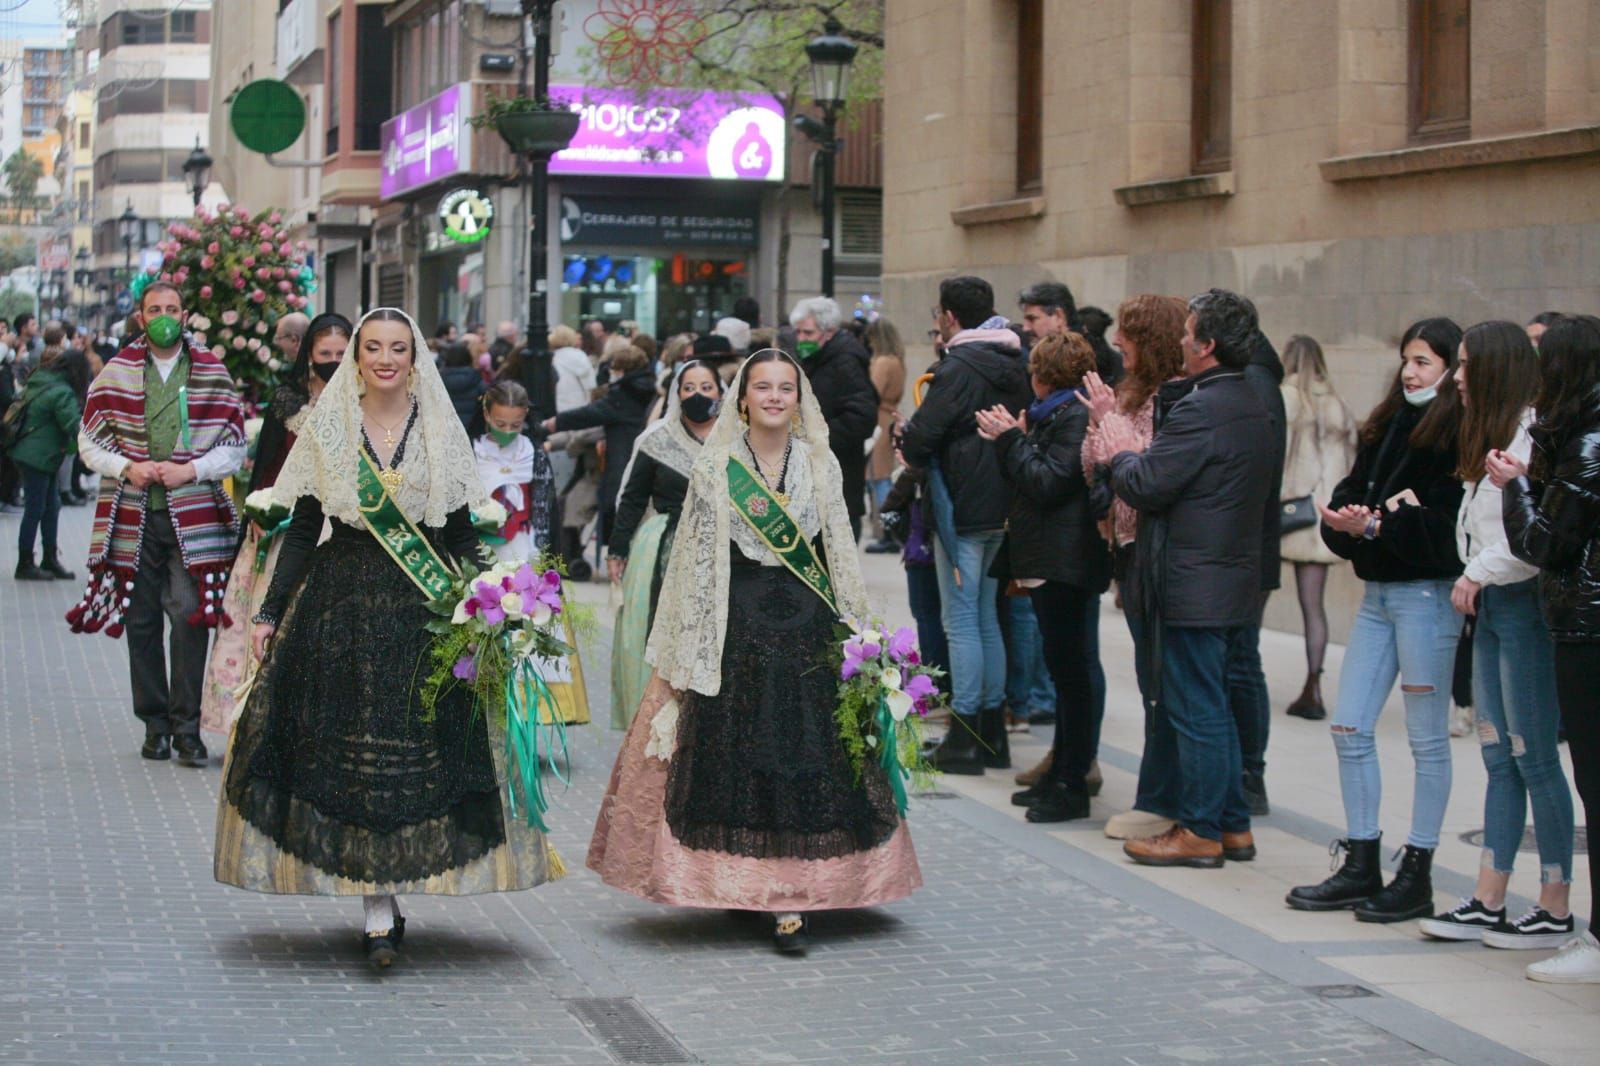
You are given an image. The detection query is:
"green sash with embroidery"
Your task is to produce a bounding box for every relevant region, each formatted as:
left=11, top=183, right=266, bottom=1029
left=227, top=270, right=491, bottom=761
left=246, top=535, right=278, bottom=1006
left=726, top=456, right=835, bottom=612
left=355, top=450, right=457, bottom=598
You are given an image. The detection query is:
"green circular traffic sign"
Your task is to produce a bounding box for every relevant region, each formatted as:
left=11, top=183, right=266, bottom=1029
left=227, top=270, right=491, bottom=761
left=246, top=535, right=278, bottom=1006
left=230, top=79, right=306, bottom=155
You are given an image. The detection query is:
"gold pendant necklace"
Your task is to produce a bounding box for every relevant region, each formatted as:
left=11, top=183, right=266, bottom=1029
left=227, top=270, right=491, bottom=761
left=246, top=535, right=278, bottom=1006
left=378, top=466, right=404, bottom=493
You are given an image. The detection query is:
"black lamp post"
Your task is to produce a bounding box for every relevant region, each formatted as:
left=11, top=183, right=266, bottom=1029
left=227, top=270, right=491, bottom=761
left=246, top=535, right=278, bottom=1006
left=513, top=0, right=579, bottom=424
left=74, top=246, right=91, bottom=322
left=118, top=200, right=139, bottom=283
left=182, top=139, right=212, bottom=209
left=802, top=18, right=858, bottom=299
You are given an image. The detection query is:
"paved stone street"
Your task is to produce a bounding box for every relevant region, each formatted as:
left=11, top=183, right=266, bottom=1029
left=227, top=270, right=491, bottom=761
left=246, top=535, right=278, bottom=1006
left=0, top=507, right=1585, bottom=1064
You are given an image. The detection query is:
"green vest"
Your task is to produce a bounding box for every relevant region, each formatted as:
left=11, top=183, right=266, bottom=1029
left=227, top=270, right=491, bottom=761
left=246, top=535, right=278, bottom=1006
left=143, top=353, right=189, bottom=511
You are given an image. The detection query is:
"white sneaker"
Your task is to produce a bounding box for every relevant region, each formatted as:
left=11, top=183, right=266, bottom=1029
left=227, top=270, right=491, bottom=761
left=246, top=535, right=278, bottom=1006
left=1526, top=930, right=1600, bottom=984
left=1449, top=703, right=1475, bottom=737
left=1104, top=809, right=1177, bottom=841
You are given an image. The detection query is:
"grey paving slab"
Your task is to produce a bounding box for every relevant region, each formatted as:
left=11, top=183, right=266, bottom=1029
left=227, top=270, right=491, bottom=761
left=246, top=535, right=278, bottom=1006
left=0, top=507, right=1510, bottom=1064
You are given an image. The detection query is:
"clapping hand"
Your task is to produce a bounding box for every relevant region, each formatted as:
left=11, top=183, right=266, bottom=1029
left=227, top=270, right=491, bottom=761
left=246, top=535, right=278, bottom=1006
left=1485, top=448, right=1527, bottom=489
left=1318, top=502, right=1372, bottom=536
left=1096, top=413, right=1141, bottom=457
left=1078, top=371, right=1117, bottom=425
left=974, top=405, right=1022, bottom=441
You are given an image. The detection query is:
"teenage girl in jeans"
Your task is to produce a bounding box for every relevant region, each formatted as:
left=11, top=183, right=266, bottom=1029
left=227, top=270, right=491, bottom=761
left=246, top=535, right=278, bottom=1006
left=1494, top=313, right=1600, bottom=984
left=1288, top=318, right=1465, bottom=923
left=1420, top=321, right=1574, bottom=949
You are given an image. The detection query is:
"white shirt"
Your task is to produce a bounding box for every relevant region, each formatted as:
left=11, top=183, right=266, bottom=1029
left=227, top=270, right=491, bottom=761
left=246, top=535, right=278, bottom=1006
left=1455, top=409, right=1539, bottom=587
left=77, top=350, right=246, bottom=483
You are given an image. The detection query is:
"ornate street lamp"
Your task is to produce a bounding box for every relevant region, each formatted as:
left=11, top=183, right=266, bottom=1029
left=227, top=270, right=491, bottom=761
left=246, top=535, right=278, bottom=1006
left=183, top=139, right=213, bottom=209
left=802, top=18, right=858, bottom=298
left=118, top=200, right=140, bottom=282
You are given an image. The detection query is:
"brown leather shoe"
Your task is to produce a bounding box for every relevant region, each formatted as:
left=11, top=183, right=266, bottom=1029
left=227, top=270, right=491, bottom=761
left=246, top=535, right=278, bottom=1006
left=1123, top=825, right=1224, bottom=868
left=1222, top=830, right=1256, bottom=862
left=1013, top=749, right=1053, bottom=787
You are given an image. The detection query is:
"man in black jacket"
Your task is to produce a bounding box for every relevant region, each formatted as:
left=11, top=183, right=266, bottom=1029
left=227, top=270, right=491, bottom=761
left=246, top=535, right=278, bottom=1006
left=1101, top=288, right=1274, bottom=867
left=789, top=296, right=879, bottom=539
left=900, top=276, right=1032, bottom=775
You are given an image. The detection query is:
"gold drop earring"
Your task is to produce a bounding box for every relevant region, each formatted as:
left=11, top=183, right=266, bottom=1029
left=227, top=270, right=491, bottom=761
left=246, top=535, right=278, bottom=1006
left=739, top=403, right=750, bottom=425
left=407, top=367, right=417, bottom=393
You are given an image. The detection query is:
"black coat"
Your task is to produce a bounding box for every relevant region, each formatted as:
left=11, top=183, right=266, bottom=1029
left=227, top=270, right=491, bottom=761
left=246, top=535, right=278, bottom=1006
left=439, top=365, right=486, bottom=430
left=553, top=367, right=658, bottom=520
left=1503, top=403, right=1600, bottom=641
left=1321, top=402, right=1463, bottom=583
left=802, top=330, right=879, bottom=521
left=608, top=446, right=691, bottom=559
left=992, top=400, right=1111, bottom=592
left=1244, top=332, right=1288, bottom=592
left=1112, top=366, right=1276, bottom=628
left=899, top=338, right=1032, bottom=534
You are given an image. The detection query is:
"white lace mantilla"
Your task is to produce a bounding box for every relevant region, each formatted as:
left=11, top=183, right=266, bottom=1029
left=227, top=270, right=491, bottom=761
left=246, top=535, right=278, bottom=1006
left=645, top=350, right=870, bottom=697
left=269, top=309, right=490, bottom=527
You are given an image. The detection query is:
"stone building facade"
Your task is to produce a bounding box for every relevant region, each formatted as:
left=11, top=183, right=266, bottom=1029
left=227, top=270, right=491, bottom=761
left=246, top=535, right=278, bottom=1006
left=882, top=0, right=1600, bottom=635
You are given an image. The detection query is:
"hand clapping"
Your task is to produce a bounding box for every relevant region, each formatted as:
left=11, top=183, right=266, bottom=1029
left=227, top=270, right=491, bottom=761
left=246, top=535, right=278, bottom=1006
left=1095, top=414, right=1140, bottom=457
left=974, top=405, right=1023, bottom=442
left=1077, top=371, right=1117, bottom=425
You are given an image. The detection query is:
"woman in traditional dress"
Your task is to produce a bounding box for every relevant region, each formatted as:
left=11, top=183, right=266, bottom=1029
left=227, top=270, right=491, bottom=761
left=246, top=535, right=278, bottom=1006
left=605, top=360, right=723, bottom=728
left=200, top=313, right=350, bottom=738
left=587, top=349, right=922, bottom=954
left=215, top=309, right=562, bottom=969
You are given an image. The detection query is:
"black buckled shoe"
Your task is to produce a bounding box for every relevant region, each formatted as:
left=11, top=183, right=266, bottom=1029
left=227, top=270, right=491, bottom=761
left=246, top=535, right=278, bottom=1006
left=141, top=734, right=172, bottom=761
left=172, top=735, right=209, bottom=767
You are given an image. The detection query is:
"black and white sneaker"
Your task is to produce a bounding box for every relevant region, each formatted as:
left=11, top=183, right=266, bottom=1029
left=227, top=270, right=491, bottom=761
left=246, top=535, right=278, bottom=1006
left=1419, top=897, right=1508, bottom=941
left=1482, top=907, right=1576, bottom=950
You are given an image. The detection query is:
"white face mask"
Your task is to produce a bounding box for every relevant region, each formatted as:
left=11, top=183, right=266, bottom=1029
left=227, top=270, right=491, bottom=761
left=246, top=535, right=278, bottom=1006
left=1403, top=383, right=1438, bottom=407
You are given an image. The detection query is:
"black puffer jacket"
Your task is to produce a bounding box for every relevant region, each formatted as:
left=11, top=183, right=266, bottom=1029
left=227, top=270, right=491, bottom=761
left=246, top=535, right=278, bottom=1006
left=439, top=365, right=486, bottom=430
left=802, top=330, right=879, bottom=521
left=553, top=367, right=659, bottom=521
left=899, top=337, right=1032, bottom=534
left=1244, top=331, right=1287, bottom=592
left=1111, top=366, right=1275, bottom=627
left=1503, top=405, right=1600, bottom=641
left=992, top=400, right=1111, bottom=592
left=1321, top=402, right=1463, bottom=583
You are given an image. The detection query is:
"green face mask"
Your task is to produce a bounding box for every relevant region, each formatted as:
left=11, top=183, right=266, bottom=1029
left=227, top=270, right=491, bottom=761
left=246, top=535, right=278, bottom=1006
left=795, top=340, right=820, bottom=360
left=145, top=315, right=182, bottom=349
left=489, top=427, right=522, bottom=446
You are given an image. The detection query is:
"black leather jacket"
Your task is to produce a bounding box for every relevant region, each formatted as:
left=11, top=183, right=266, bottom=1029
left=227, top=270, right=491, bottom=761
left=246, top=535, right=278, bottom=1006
left=1503, top=406, right=1600, bottom=641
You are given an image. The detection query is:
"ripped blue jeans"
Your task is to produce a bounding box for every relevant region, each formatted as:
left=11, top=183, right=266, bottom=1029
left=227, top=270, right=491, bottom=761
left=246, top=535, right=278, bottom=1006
left=1473, top=579, right=1573, bottom=882
left=1330, top=579, right=1457, bottom=849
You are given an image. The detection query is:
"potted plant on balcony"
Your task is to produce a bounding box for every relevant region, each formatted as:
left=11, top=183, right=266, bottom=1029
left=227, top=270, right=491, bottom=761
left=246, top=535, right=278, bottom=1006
left=472, top=92, right=580, bottom=156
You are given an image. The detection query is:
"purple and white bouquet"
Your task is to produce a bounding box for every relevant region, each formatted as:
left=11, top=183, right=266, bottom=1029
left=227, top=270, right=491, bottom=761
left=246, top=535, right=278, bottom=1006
left=832, top=619, right=946, bottom=813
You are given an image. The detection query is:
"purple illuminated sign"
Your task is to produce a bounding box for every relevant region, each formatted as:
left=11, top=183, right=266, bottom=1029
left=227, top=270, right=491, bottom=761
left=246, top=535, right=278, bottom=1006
left=380, top=84, right=472, bottom=200
left=548, top=85, right=785, bottom=182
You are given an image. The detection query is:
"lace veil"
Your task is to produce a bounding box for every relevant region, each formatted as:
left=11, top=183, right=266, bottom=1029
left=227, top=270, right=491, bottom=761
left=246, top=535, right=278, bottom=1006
left=646, top=349, right=871, bottom=696
left=269, top=308, right=490, bottom=527
left=618, top=360, right=717, bottom=488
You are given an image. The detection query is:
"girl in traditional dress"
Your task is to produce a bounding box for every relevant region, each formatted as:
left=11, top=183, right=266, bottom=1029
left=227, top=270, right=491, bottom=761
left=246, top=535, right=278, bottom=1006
left=605, top=360, right=723, bottom=728
left=200, top=313, right=350, bottom=738
left=587, top=349, right=922, bottom=954
left=474, top=379, right=590, bottom=726
left=214, top=309, right=562, bottom=970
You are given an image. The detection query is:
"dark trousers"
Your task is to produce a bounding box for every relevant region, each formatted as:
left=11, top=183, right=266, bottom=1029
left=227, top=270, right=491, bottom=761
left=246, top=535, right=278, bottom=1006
left=905, top=562, right=949, bottom=684
left=127, top=510, right=209, bottom=738
left=1554, top=642, right=1600, bottom=931
left=1129, top=599, right=1179, bottom=818
left=1228, top=598, right=1271, bottom=780
left=16, top=464, right=60, bottom=557
left=1030, top=581, right=1098, bottom=794
left=1084, top=593, right=1106, bottom=759
left=1161, top=625, right=1252, bottom=840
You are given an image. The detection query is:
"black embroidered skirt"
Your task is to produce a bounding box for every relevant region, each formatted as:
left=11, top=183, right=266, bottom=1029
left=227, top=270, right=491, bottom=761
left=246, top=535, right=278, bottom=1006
left=663, top=551, right=900, bottom=860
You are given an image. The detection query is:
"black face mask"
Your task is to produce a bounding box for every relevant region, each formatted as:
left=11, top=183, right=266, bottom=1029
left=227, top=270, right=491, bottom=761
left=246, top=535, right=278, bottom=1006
left=311, top=361, right=340, bottom=383
left=680, top=392, right=719, bottom=424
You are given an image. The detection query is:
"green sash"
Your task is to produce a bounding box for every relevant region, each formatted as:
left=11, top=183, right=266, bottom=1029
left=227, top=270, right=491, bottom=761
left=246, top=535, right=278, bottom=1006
left=355, top=450, right=457, bottom=597
left=726, top=456, right=835, bottom=612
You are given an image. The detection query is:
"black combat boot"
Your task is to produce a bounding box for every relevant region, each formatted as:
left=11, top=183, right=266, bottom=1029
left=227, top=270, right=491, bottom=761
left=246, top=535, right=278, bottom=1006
left=1355, top=845, right=1435, bottom=923
left=1286, top=837, right=1383, bottom=911
left=928, top=715, right=984, bottom=775
left=14, top=552, right=49, bottom=580
left=978, top=705, right=1011, bottom=770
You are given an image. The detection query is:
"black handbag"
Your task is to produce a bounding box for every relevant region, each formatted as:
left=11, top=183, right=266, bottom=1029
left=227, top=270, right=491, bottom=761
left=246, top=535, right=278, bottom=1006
left=1279, top=495, right=1317, bottom=535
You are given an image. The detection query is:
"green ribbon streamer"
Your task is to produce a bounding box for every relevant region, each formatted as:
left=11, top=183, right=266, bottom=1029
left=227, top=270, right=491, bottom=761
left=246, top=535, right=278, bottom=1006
left=875, top=696, right=910, bottom=817
left=254, top=514, right=293, bottom=573
left=501, top=644, right=570, bottom=831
